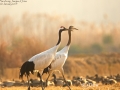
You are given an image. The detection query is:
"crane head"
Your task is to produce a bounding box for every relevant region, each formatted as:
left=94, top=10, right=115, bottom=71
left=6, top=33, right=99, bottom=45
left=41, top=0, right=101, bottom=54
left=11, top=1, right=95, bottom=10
left=68, top=26, right=78, bottom=31
left=59, top=26, right=69, bottom=31
left=60, top=26, right=65, bottom=29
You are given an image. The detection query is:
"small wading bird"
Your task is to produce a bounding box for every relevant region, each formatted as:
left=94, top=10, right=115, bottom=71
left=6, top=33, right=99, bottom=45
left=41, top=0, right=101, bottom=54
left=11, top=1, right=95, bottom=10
left=19, top=26, right=69, bottom=90
left=42, top=26, right=78, bottom=90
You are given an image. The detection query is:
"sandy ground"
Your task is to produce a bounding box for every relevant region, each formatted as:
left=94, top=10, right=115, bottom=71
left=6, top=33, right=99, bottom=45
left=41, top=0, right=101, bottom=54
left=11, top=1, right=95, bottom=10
left=0, top=84, right=120, bottom=90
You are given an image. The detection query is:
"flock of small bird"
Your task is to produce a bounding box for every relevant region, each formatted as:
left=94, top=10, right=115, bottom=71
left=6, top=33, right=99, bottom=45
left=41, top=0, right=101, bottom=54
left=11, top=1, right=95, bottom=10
left=0, top=74, right=120, bottom=88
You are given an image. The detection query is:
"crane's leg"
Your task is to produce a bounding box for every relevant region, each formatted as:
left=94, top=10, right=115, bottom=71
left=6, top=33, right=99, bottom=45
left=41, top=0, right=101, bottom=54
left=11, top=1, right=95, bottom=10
left=44, top=71, right=53, bottom=89
left=60, top=68, right=71, bottom=90
left=37, top=72, right=44, bottom=90
left=43, top=73, right=50, bottom=90
left=27, top=75, right=30, bottom=90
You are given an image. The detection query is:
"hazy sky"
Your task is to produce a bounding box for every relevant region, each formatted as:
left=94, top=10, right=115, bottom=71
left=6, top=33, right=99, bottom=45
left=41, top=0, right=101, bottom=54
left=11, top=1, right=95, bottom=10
left=0, top=0, right=120, bottom=23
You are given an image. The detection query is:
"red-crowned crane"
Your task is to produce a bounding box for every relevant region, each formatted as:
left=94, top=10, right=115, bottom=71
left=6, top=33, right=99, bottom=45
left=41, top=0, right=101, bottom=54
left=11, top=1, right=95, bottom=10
left=42, top=26, right=78, bottom=90
left=19, top=26, right=69, bottom=90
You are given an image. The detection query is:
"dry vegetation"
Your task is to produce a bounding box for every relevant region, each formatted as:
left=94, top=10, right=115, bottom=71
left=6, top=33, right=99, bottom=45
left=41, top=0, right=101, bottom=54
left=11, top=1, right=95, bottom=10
left=0, top=13, right=120, bottom=89
left=64, top=53, right=120, bottom=78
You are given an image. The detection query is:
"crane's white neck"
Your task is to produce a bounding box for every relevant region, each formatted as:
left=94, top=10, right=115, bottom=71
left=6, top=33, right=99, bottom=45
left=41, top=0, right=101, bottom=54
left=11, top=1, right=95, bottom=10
left=56, top=43, right=61, bottom=51
left=49, top=44, right=61, bottom=55
left=59, top=45, right=70, bottom=54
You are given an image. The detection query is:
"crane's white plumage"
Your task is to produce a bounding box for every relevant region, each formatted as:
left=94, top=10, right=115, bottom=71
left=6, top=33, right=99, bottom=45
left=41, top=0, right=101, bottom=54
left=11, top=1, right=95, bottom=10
left=50, top=26, right=78, bottom=71
left=51, top=46, right=70, bottom=70
left=43, top=26, right=78, bottom=90
left=28, top=45, right=59, bottom=70
left=19, top=26, right=68, bottom=90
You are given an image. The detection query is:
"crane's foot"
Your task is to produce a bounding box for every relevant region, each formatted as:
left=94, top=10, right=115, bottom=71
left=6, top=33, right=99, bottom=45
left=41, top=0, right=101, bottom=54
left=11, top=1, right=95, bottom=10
left=41, top=87, right=44, bottom=90
left=28, top=86, right=30, bottom=90
left=43, top=82, right=47, bottom=89
left=45, top=81, right=48, bottom=87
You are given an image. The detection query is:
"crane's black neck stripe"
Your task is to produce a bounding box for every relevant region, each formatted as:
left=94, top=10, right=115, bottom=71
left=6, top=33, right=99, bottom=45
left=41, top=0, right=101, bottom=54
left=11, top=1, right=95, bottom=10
left=67, top=30, right=71, bottom=46
left=56, top=30, right=63, bottom=45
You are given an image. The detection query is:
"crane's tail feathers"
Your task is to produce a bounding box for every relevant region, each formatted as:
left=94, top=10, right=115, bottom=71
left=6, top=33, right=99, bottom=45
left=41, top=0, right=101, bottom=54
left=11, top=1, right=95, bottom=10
left=19, top=61, right=35, bottom=79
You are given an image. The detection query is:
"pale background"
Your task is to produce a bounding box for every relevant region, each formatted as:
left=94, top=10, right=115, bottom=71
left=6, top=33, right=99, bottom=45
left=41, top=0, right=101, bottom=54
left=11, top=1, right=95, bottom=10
left=0, top=0, right=120, bottom=79
left=0, top=0, right=120, bottom=23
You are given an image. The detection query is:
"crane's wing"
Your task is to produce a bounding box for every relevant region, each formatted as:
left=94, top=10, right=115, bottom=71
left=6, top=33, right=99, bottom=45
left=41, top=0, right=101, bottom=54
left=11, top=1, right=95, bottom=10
left=28, top=53, right=54, bottom=70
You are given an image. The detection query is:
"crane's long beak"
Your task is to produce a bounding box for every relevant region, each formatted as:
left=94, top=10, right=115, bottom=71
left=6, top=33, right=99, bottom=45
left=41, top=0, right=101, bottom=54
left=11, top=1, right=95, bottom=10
left=69, top=28, right=78, bottom=31
left=65, top=28, right=69, bottom=31
left=73, top=28, right=78, bottom=30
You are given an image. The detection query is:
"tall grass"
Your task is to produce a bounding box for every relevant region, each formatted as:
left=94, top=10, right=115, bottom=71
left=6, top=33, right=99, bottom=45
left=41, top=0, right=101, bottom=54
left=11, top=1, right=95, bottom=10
left=0, top=13, right=120, bottom=78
